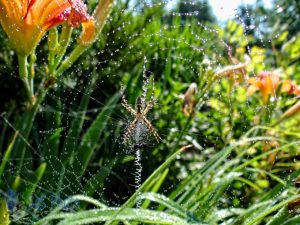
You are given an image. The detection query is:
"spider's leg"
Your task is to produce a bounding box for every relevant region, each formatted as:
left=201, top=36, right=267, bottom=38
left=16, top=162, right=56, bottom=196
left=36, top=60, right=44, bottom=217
left=141, top=116, right=162, bottom=143
left=123, top=118, right=138, bottom=143
left=143, top=99, right=155, bottom=115
left=121, top=96, right=136, bottom=116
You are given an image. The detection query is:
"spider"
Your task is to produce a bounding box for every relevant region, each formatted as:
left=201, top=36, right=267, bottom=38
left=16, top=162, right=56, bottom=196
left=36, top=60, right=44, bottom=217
left=121, top=92, right=162, bottom=144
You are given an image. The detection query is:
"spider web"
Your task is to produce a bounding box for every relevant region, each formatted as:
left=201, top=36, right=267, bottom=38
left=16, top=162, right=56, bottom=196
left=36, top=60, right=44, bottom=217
left=0, top=1, right=295, bottom=224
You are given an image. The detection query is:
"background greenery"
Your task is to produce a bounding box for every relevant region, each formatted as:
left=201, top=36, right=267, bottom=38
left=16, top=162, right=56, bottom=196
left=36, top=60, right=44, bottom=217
left=0, top=0, right=300, bottom=224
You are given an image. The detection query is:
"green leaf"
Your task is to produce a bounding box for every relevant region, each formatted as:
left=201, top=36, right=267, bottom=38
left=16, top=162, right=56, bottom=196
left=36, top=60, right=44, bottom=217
left=245, top=194, right=300, bottom=225
left=0, top=199, right=10, bottom=225
left=266, top=207, right=289, bottom=225
left=138, top=192, right=199, bottom=223
left=0, top=132, right=18, bottom=185
left=22, top=162, right=47, bottom=205
left=282, top=214, right=300, bottom=225
left=35, top=208, right=196, bottom=225
left=141, top=168, right=169, bottom=209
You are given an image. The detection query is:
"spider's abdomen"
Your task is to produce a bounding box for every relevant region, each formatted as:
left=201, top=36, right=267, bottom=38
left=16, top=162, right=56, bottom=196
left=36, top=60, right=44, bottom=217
left=135, top=96, right=143, bottom=113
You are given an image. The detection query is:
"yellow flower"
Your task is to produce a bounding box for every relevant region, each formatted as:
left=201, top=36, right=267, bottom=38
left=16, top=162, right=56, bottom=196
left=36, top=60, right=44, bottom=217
left=0, top=0, right=95, bottom=56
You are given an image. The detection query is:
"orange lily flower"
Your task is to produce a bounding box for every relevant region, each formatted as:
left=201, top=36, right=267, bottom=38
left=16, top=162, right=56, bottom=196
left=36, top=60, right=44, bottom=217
left=247, top=71, right=280, bottom=103
left=281, top=80, right=300, bottom=95
left=0, top=0, right=95, bottom=56
left=247, top=71, right=300, bottom=103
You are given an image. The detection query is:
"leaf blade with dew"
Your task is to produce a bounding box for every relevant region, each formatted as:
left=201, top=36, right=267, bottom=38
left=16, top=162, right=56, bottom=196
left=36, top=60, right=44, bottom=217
left=137, top=192, right=199, bottom=223
left=165, top=137, right=278, bottom=210
left=231, top=170, right=300, bottom=224
left=281, top=214, right=300, bottom=225
left=245, top=167, right=286, bottom=186
left=141, top=168, right=169, bottom=209
left=165, top=145, right=234, bottom=207
left=261, top=168, right=300, bottom=202
left=167, top=141, right=239, bottom=206
left=232, top=200, right=274, bottom=225
left=233, top=141, right=300, bottom=172
left=47, top=194, right=107, bottom=216
left=194, top=172, right=242, bottom=220
left=187, top=172, right=242, bottom=211
left=266, top=206, right=290, bottom=225
left=36, top=208, right=196, bottom=225
left=244, top=194, right=300, bottom=225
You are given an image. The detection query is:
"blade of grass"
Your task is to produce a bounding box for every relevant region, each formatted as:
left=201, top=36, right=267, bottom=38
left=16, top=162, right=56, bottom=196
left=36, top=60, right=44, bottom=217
left=141, top=168, right=169, bottom=209
left=138, top=192, right=199, bottom=223
left=0, top=131, right=18, bottom=186
left=266, top=207, right=289, bottom=225
left=233, top=141, right=300, bottom=172
left=244, top=194, right=300, bottom=225
left=22, top=162, right=47, bottom=205
left=83, top=157, right=119, bottom=197
left=261, top=168, right=300, bottom=201
left=36, top=208, right=195, bottom=225
left=282, top=214, right=300, bottom=225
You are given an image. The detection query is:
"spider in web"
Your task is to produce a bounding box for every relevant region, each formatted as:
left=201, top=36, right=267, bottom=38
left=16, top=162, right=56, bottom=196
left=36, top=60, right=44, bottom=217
left=121, top=79, right=162, bottom=144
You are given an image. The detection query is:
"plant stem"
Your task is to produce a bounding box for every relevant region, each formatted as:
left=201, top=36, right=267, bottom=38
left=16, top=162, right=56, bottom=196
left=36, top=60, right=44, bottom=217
left=18, top=54, right=34, bottom=103
left=53, top=26, right=73, bottom=71
left=54, top=45, right=88, bottom=77
left=174, top=74, right=217, bottom=151
left=14, top=89, right=47, bottom=175
left=29, top=53, right=36, bottom=95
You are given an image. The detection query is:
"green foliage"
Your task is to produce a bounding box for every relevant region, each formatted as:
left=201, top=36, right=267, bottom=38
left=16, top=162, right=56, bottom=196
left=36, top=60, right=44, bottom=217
left=176, top=0, right=216, bottom=23
left=0, top=1, right=300, bottom=225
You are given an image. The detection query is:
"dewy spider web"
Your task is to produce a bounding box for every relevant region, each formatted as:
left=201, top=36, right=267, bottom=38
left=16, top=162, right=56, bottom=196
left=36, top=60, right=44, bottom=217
left=0, top=1, right=295, bottom=224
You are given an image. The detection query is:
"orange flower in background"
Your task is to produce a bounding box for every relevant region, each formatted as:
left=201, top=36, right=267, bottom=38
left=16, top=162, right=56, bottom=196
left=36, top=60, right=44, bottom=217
left=247, top=71, right=280, bottom=103
left=247, top=71, right=300, bottom=103
left=281, top=80, right=300, bottom=95
left=0, top=0, right=95, bottom=56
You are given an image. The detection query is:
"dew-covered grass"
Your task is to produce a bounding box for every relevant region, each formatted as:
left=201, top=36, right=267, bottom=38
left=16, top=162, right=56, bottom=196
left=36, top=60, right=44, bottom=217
left=0, top=0, right=300, bottom=224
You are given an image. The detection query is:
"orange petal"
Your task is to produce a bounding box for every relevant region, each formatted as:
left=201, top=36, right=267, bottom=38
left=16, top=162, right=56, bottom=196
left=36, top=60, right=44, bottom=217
left=247, top=77, right=259, bottom=85
left=67, top=0, right=90, bottom=27
left=247, top=85, right=259, bottom=96
left=79, top=19, right=96, bottom=45
left=281, top=80, right=292, bottom=93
